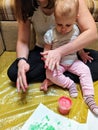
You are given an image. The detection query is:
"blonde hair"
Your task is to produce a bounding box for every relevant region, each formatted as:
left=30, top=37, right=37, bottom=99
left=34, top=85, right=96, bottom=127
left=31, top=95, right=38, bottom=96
left=54, top=0, right=79, bottom=18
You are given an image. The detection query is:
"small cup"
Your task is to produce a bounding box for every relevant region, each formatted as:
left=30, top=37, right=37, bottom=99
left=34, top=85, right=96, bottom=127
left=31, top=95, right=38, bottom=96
left=58, top=96, right=72, bottom=115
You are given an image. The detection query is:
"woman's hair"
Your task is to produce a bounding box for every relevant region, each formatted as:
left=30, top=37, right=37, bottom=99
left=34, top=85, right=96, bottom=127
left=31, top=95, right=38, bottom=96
left=14, top=0, right=55, bottom=22
left=54, top=0, right=79, bottom=18
left=14, top=0, right=39, bottom=22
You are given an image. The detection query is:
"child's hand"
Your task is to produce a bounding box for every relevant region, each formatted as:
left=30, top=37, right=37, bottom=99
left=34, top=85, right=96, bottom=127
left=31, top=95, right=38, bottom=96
left=40, top=52, right=48, bottom=68
left=79, top=50, right=93, bottom=63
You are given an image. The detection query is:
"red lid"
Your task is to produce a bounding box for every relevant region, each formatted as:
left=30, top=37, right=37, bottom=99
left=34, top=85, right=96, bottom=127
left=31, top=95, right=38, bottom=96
left=58, top=96, right=72, bottom=109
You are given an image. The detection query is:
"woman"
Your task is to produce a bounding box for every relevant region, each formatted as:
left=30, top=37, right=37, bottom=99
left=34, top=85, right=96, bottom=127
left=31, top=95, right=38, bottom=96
left=7, top=0, right=98, bottom=92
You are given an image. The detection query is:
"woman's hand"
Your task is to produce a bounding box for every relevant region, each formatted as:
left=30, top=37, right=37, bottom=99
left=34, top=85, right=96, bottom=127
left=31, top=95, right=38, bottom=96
left=78, top=50, right=93, bottom=63
left=41, top=49, right=61, bottom=71
left=16, top=60, right=30, bottom=92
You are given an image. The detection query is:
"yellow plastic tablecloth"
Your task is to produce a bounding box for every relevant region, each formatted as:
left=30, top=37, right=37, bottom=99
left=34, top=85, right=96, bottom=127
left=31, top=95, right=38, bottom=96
left=0, top=52, right=98, bottom=130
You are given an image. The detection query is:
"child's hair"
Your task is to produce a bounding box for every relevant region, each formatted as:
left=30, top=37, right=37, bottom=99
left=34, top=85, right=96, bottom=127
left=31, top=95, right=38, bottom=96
left=54, top=0, right=79, bottom=18
left=14, top=0, right=55, bottom=22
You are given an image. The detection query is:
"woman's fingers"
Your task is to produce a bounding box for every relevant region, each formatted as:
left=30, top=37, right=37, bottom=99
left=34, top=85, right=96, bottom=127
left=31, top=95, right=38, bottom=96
left=16, top=70, right=28, bottom=92
left=41, top=50, right=61, bottom=71
left=16, top=61, right=30, bottom=92
left=56, top=62, right=60, bottom=70
left=19, top=76, right=26, bottom=92
left=16, top=76, right=27, bottom=93
left=16, top=78, right=20, bottom=92
left=40, top=51, right=48, bottom=55
left=21, top=70, right=28, bottom=88
left=48, top=59, right=56, bottom=71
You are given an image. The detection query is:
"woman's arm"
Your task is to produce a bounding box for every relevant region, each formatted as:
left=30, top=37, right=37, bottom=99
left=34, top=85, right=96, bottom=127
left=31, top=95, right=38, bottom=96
left=57, top=0, right=98, bottom=56
left=16, top=20, right=31, bottom=58
left=16, top=20, right=31, bottom=92
left=44, top=0, right=98, bottom=70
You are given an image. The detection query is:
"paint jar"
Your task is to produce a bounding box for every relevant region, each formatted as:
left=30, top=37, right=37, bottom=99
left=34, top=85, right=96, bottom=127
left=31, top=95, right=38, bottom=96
left=58, top=96, right=72, bottom=115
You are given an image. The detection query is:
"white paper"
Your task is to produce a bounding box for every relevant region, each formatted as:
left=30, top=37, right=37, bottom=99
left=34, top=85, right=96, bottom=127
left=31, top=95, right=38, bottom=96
left=21, top=103, right=88, bottom=130
left=87, top=110, right=98, bottom=130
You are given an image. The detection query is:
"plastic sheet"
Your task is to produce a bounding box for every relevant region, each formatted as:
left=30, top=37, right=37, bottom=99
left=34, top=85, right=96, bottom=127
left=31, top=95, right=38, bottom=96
left=0, top=52, right=98, bottom=130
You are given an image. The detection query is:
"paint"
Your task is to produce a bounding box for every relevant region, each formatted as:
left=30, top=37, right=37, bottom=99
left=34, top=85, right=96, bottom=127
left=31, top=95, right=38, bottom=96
left=58, top=96, right=72, bottom=115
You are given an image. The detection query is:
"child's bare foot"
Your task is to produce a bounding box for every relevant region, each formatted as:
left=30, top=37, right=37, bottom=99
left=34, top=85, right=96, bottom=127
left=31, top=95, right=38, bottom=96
left=40, top=79, right=48, bottom=92
left=40, top=79, right=53, bottom=92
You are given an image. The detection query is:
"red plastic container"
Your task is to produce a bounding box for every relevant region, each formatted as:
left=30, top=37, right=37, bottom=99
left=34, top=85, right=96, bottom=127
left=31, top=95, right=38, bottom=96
left=58, top=96, right=72, bottom=115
